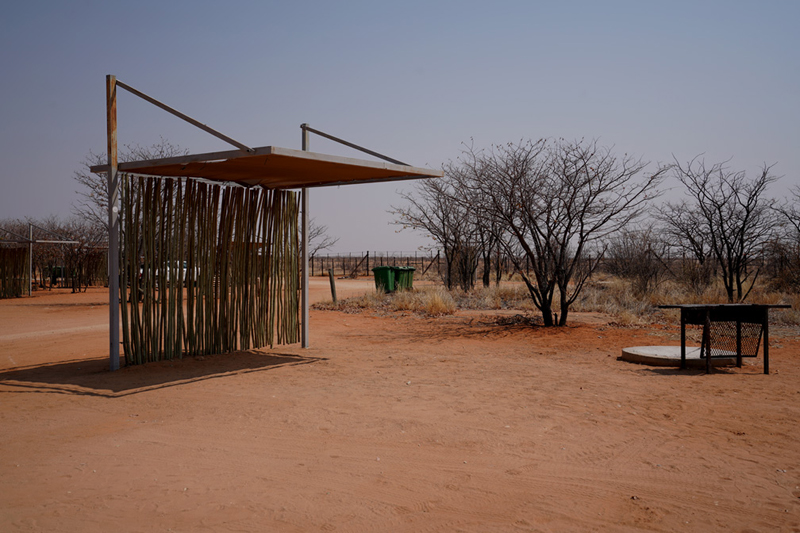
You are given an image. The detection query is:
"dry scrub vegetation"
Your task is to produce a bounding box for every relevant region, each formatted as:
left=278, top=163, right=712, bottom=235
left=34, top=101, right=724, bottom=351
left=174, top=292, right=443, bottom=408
left=313, top=286, right=458, bottom=317
left=571, top=275, right=800, bottom=326
left=313, top=276, right=800, bottom=327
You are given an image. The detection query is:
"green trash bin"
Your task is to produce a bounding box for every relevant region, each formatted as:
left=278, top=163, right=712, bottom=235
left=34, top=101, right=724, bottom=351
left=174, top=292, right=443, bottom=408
left=393, top=266, right=416, bottom=291
left=372, top=266, right=395, bottom=292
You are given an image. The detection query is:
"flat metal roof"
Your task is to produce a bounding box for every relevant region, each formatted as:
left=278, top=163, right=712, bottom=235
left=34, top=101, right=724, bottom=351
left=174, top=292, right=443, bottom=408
left=91, top=145, right=443, bottom=189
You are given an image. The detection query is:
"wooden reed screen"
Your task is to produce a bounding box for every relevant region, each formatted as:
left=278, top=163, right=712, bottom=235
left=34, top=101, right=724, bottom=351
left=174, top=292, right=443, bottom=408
left=0, top=247, right=28, bottom=299
left=119, top=174, right=299, bottom=365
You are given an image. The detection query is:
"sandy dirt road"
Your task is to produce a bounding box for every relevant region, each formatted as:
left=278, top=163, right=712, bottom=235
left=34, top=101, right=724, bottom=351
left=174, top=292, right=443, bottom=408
left=1, top=281, right=799, bottom=531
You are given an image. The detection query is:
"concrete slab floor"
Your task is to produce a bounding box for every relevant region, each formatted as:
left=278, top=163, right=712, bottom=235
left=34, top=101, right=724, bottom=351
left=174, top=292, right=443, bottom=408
left=620, top=345, right=740, bottom=368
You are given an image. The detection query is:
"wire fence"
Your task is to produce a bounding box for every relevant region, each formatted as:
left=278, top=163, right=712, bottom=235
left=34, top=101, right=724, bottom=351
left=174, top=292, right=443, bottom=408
left=310, top=251, right=443, bottom=278
left=309, top=250, right=535, bottom=280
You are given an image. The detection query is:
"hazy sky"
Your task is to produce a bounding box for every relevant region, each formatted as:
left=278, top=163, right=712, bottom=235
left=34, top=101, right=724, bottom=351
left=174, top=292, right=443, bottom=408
left=1, top=0, right=797, bottom=253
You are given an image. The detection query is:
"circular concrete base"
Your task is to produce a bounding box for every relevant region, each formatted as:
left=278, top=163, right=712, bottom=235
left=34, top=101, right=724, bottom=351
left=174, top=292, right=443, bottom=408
left=620, top=346, right=737, bottom=368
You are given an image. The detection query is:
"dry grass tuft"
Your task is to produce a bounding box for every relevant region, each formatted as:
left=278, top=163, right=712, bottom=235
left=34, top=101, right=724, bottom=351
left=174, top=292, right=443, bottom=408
left=390, top=290, right=418, bottom=312
left=314, top=290, right=385, bottom=313
left=421, top=288, right=457, bottom=316
left=452, top=285, right=535, bottom=310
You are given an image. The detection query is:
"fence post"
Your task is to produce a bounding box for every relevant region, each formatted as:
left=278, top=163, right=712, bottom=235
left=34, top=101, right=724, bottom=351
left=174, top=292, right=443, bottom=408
left=328, top=269, right=337, bottom=303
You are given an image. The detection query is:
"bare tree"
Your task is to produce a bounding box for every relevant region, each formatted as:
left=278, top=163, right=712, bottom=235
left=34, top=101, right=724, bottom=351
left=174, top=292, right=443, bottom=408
left=30, top=216, right=67, bottom=289
left=476, top=218, right=499, bottom=288
left=454, top=138, right=667, bottom=326
left=61, top=217, right=107, bottom=292
left=307, top=218, right=339, bottom=257
left=769, top=185, right=800, bottom=290
left=662, top=157, right=778, bottom=302
left=656, top=200, right=717, bottom=295
left=776, top=185, right=800, bottom=237
left=73, top=138, right=188, bottom=230
left=392, top=173, right=481, bottom=291
left=605, top=224, right=668, bottom=297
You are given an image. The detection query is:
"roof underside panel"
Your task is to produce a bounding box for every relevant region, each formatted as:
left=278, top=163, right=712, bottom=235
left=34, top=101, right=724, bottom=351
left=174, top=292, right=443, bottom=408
left=92, top=146, right=442, bottom=189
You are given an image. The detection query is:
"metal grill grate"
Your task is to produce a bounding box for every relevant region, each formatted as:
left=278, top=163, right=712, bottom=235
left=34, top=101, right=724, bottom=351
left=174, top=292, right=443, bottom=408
left=708, top=321, right=763, bottom=358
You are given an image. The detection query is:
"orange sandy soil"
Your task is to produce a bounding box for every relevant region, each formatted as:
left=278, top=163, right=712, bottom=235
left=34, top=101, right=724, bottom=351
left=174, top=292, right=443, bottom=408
left=1, top=279, right=799, bottom=532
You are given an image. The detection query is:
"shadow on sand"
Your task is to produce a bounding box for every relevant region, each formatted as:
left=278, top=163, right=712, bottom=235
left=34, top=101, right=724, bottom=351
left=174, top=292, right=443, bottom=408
left=0, top=350, right=326, bottom=398
left=631, top=365, right=765, bottom=376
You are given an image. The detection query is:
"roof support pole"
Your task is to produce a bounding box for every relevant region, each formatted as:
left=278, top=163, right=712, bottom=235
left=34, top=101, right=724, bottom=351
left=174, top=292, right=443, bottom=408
left=301, top=124, right=310, bottom=348
left=115, top=80, right=252, bottom=153
left=107, top=75, right=120, bottom=371
left=301, top=125, right=409, bottom=166
left=28, top=224, right=33, bottom=296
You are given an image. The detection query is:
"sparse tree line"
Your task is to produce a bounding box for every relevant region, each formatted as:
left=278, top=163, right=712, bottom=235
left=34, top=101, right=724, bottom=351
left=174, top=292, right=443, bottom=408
left=0, top=216, right=108, bottom=296
left=7, top=136, right=798, bottom=331
left=0, top=139, right=193, bottom=299
left=393, top=138, right=798, bottom=326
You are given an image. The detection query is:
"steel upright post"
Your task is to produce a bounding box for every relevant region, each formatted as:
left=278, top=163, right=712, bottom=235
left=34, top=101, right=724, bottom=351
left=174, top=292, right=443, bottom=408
left=28, top=224, right=32, bottom=296
left=301, top=124, right=310, bottom=348
left=763, top=310, right=770, bottom=375
left=704, top=309, right=711, bottom=374
left=680, top=310, right=686, bottom=370
left=736, top=320, right=743, bottom=368
left=107, top=75, right=120, bottom=371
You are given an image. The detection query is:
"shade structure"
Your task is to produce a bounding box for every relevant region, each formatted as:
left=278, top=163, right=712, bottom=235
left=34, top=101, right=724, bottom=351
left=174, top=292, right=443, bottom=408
left=97, top=75, right=444, bottom=371
left=91, top=145, right=443, bottom=189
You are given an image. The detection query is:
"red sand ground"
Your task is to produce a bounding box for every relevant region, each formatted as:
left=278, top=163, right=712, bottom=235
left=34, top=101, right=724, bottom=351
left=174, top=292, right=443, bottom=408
left=1, top=280, right=799, bottom=532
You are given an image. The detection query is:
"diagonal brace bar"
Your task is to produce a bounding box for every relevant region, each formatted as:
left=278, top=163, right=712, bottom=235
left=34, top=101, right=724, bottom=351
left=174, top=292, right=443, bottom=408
left=116, top=80, right=253, bottom=153
left=28, top=222, right=74, bottom=242
left=0, top=227, right=31, bottom=242
left=301, top=124, right=408, bottom=166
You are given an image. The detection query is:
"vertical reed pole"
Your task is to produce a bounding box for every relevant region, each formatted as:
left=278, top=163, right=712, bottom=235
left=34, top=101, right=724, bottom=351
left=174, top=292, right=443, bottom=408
left=185, top=179, right=196, bottom=354
left=119, top=174, right=130, bottom=361
left=131, top=177, right=143, bottom=363
left=176, top=178, right=186, bottom=358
